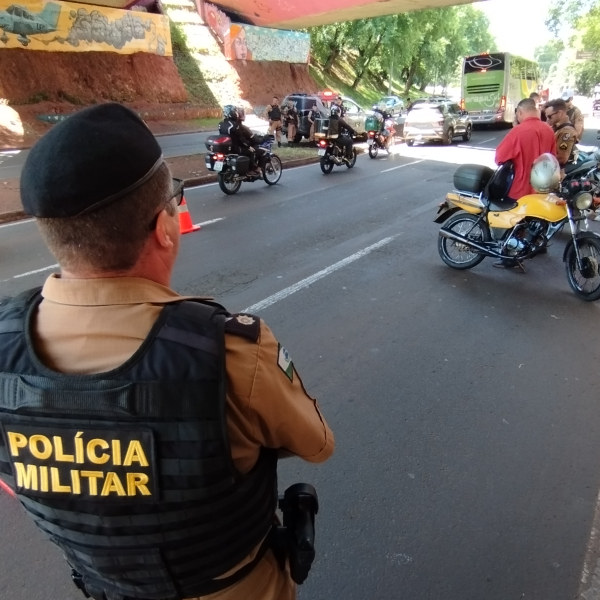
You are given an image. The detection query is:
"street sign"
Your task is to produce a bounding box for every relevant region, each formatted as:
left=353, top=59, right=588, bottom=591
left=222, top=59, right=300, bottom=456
left=576, top=50, right=595, bottom=60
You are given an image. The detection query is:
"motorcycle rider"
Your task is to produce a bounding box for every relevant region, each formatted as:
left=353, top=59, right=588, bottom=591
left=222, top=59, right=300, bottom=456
left=328, top=104, right=356, bottom=161
left=373, top=101, right=394, bottom=143
left=544, top=98, right=578, bottom=175
left=219, top=105, right=261, bottom=177
left=265, top=96, right=283, bottom=147
left=561, top=89, right=584, bottom=138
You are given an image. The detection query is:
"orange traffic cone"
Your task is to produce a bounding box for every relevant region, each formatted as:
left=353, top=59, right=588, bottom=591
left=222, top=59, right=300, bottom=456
left=178, top=197, right=200, bottom=234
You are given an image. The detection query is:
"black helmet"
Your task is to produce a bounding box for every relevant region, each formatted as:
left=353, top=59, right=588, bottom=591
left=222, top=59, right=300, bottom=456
left=223, top=105, right=240, bottom=120
left=330, top=104, right=341, bottom=117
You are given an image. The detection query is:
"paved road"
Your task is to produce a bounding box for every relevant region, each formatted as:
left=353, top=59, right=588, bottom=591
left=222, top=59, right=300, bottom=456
left=3, top=129, right=600, bottom=600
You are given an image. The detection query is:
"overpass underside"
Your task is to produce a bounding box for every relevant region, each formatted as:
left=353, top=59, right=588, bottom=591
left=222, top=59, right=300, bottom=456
left=205, top=0, right=480, bottom=29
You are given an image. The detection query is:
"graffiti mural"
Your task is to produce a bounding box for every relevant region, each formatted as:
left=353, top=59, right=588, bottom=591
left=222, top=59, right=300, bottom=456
left=0, top=0, right=171, bottom=55
left=201, top=1, right=230, bottom=46
left=223, top=22, right=309, bottom=63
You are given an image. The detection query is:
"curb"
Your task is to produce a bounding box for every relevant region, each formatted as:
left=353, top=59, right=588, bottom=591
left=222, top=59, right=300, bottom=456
left=0, top=156, right=324, bottom=224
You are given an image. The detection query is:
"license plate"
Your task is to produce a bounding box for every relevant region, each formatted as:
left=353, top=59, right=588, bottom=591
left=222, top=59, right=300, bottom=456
left=368, top=139, right=374, bottom=146
left=318, top=149, right=326, bottom=156
left=214, top=161, right=224, bottom=172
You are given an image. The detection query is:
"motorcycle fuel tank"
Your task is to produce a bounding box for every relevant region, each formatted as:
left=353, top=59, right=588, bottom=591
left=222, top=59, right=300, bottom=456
left=487, top=194, right=567, bottom=229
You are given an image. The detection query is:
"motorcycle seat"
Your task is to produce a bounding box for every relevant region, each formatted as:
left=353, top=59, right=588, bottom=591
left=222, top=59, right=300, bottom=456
left=564, top=159, right=597, bottom=175
left=484, top=197, right=518, bottom=212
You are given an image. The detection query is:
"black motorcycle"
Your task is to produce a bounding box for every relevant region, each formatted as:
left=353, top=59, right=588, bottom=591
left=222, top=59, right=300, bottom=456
left=317, top=135, right=357, bottom=174
left=204, top=134, right=282, bottom=195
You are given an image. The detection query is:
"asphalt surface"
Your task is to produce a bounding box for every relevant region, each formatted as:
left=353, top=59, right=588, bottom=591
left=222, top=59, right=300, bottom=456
left=3, top=128, right=600, bottom=600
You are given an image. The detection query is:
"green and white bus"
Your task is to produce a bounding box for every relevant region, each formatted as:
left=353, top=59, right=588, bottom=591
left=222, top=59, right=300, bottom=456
left=460, top=52, right=541, bottom=124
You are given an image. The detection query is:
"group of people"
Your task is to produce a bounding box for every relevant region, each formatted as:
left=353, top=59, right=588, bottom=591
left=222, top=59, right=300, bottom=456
left=264, top=97, right=300, bottom=146
left=494, top=89, right=587, bottom=269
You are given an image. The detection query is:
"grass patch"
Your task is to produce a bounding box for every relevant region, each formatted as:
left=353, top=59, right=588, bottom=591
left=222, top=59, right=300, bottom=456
left=275, top=146, right=318, bottom=160
left=309, top=57, right=435, bottom=110
left=188, top=117, right=221, bottom=129
left=170, top=20, right=220, bottom=108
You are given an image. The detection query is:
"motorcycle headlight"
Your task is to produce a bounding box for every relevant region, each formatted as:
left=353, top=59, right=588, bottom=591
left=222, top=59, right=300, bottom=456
left=575, top=191, right=594, bottom=210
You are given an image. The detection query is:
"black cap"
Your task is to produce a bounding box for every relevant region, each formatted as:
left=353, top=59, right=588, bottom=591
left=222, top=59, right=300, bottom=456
left=21, top=103, right=163, bottom=218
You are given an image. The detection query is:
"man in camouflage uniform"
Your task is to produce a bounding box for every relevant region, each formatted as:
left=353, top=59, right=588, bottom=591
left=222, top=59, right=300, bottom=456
left=544, top=98, right=578, bottom=177
left=561, top=89, right=584, bottom=138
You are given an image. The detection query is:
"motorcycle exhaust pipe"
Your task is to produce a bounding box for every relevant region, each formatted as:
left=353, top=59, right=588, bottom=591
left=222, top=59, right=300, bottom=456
left=439, top=228, right=505, bottom=259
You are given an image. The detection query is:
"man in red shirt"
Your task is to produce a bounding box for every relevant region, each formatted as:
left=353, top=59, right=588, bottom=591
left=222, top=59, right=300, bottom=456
left=493, top=98, right=556, bottom=269
left=495, top=97, right=556, bottom=201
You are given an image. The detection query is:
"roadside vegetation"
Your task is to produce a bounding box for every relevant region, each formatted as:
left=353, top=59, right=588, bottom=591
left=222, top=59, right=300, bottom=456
left=308, top=6, right=496, bottom=107
left=538, top=0, right=600, bottom=94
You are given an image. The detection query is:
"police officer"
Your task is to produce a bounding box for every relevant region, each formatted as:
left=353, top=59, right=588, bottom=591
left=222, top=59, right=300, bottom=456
left=307, top=103, right=319, bottom=144
left=283, top=100, right=299, bottom=146
left=561, top=89, right=584, bottom=138
left=219, top=104, right=261, bottom=176
left=0, top=104, right=334, bottom=600
left=545, top=98, right=578, bottom=175
left=265, top=96, right=283, bottom=147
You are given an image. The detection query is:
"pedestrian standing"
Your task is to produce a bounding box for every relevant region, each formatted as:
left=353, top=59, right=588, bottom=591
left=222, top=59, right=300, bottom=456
left=308, top=103, right=319, bottom=144
left=284, top=99, right=299, bottom=145
left=265, top=96, right=283, bottom=147
left=0, top=103, right=335, bottom=600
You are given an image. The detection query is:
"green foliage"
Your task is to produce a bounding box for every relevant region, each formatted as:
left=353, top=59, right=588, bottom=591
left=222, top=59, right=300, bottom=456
left=309, top=6, right=496, bottom=94
left=169, top=20, right=219, bottom=108
left=544, top=0, right=600, bottom=94
left=534, top=40, right=565, bottom=81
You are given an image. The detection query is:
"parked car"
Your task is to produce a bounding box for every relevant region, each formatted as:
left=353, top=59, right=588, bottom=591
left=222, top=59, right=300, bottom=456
left=282, top=92, right=368, bottom=141
left=404, top=102, right=472, bottom=146
left=372, top=95, right=404, bottom=114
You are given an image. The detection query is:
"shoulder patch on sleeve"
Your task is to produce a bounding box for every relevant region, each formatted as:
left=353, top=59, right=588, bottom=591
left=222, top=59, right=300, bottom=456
left=224, top=313, right=260, bottom=342
left=277, top=344, right=294, bottom=381
left=559, top=142, right=569, bottom=150
left=562, top=132, right=572, bottom=141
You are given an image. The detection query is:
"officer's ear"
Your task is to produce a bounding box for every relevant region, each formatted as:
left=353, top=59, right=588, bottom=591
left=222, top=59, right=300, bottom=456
left=153, top=202, right=178, bottom=250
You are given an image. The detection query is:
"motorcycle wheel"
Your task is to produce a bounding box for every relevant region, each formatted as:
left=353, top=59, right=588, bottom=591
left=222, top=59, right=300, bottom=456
left=368, top=144, right=379, bottom=159
left=218, top=173, right=242, bottom=195
left=263, top=155, right=282, bottom=185
left=346, top=148, right=357, bottom=169
left=438, top=212, right=490, bottom=270
left=565, top=237, right=600, bottom=301
left=320, top=156, right=334, bottom=174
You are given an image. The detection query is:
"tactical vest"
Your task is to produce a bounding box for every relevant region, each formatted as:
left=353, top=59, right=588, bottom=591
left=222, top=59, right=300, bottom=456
left=0, top=289, right=278, bottom=600
left=268, top=105, right=281, bottom=121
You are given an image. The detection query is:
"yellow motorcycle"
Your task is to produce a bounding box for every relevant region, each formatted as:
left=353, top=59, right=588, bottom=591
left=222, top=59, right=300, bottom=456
left=435, top=159, right=600, bottom=301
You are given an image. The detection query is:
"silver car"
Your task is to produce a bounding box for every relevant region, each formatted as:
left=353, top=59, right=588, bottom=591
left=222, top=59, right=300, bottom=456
left=404, top=102, right=472, bottom=146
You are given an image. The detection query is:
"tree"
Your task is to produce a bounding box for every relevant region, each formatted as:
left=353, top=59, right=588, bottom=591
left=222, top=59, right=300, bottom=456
left=534, top=40, right=565, bottom=81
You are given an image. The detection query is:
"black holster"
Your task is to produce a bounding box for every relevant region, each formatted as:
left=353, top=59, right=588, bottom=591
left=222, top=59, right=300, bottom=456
left=271, top=483, right=319, bottom=585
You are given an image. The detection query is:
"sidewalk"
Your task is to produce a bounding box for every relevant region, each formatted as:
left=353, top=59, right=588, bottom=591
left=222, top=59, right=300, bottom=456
left=0, top=144, right=322, bottom=224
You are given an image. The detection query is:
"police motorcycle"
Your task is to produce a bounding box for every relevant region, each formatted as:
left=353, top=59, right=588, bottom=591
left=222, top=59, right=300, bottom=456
left=205, top=109, right=282, bottom=196
left=366, top=109, right=396, bottom=159
left=435, top=153, right=600, bottom=301
left=314, top=116, right=357, bottom=174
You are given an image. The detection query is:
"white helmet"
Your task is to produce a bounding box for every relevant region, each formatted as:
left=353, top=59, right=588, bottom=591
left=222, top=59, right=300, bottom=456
left=378, top=101, right=387, bottom=112
left=530, top=153, right=560, bottom=193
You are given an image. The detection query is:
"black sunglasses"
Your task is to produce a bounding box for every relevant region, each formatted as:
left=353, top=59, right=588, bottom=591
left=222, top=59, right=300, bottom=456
left=148, top=179, right=185, bottom=230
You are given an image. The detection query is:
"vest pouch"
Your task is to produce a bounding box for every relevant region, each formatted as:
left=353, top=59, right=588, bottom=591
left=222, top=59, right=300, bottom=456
left=60, top=542, right=178, bottom=600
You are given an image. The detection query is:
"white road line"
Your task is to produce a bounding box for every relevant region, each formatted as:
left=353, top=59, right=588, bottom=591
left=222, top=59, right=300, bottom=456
left=194, top=218, right=225, bottom=227
left=479, top=137, right=496, bottom=143
left=456, top=145, right=495, bottom=151
left=243, top=236, right=397, bottom=313
left=1, top=263, right=59, bottom=283
left=0, top=218, right=34, bottom=229
left=381, top=159, right=424, bottom=173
